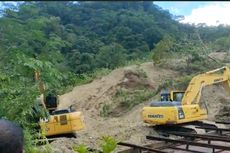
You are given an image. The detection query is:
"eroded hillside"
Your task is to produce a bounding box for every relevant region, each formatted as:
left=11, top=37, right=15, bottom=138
left=49, top=62, right=178, bottom=152
left=50, top=59, right=230, bottom=152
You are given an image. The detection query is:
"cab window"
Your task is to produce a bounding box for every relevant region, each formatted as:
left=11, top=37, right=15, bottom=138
left=173, top=92, right=184, bottom=101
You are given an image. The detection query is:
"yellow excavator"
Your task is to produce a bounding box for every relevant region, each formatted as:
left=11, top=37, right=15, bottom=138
left=34, top=71, right=85, bottom=137
left=142, top=66, right=230, bottom=126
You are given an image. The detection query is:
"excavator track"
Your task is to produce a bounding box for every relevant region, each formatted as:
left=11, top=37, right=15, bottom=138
left=154, top=120, right=228, bottom=137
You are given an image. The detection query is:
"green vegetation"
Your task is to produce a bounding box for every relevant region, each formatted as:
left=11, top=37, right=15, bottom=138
left=115, top=89, right=156, bottom=109
left=73, top=136, right=118, bottom=153
left=0, top=1, right=188, bottom=75
left=1, top=1, right=230, bottom=152
left=100, top=104, right=111, bottom=117
left=100, top=136, right=118, bottom=153
left=73, top=144, right=88, bottom=153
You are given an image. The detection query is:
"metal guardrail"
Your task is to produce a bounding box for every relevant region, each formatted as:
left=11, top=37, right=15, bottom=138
left=146, top=135, right=230, bottom=153
left=166, top=131, right=230, bottom=143
left=118, top=142, right=171, bottom=153
left=195, top=126, right=230, bottom=135
left=117, top=122, right=230, bottom=153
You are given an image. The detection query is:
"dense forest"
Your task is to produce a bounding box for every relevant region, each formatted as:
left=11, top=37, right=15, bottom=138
left=2, top=2, right=230, bottom=74
left=0, top=1, right=187, bottom=73
left=1, top=1, right=230, bottom=151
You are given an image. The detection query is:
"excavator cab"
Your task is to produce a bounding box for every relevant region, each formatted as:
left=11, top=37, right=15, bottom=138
left=150, top=90, right=184, bottom=108
left=160, top=91, right=171, bottom=101
left=45, top=91, right=59, bottom=113
left=171, top=91, right=185, bottom=102
left=160, top=90, right=185, bottom=102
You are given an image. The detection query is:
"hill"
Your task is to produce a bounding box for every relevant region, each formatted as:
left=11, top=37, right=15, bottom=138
left=1, top=1, right=230, bottom=152
left=0, top=1, right=190, bottom=74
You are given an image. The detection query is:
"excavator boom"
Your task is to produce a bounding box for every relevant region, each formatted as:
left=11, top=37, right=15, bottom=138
left=182, top=66, right=230, bottom=105
left=34, top=71, right=58, bottom=112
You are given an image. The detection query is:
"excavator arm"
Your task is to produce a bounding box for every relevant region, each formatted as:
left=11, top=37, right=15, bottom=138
left=34, top=71, right=58, bottom=112
left=182, top=66, right=230, bottom=105
left=34, top=71, right=47, bottom=109
left=34, top=71, right=46, bottom=94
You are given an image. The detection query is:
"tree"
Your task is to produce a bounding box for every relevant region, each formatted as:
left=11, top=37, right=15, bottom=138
left=96, top=43, right=126, bottom=69
left=152, top=36, right=175, bottom=64
left=214, top=36, right=230, bottom=52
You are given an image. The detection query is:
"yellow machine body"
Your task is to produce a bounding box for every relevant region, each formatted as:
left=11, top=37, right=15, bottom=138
left=142, top=66, right=230, bottom=125
left=34, top=71, right=85, bottom=136
left=40, top=111, right=85, bottom=136
left=142, top=104, right=207, bottom=125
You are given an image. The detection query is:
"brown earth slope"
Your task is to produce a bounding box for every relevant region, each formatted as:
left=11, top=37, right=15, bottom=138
left=50, top=62, right=178, bottom=152
left=49, top=61, right=230, bottom=152
left=201, top=85, right=230, bottom=121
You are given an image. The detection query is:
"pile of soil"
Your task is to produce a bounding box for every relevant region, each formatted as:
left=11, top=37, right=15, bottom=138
left=120, top=68, right=154, bottom=90
left=200, top=85, right=230, bottom=121
left=58, top=62, right=177, bottom=116
left=209, top=52, right=227, bottom=61
left=50, top=62, right=177, bottom=151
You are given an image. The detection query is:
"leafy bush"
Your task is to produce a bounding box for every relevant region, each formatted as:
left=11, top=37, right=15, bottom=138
left=111, top=89, right=157, bottom=114
left=100, top=136, right=118, bottom=153
left=152, top=35, right=175, bottom=64
left=73, top=144, right=88, bottom=153
left=100, top=104, right=111, bottom=117
left=0, top=52, right=67, bottom=151
left=73, top=136, right=118, bottom=153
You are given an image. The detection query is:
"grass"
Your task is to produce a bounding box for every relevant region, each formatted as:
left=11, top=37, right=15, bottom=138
left=99, top=89, right=157, bottom=117
left=62, top=56, right=153, bottom=94
left=100, top=104, right=111, bottom=117
left=73, top=136, right=118, bottom=153
left=116, top=89, right=156, bottom=109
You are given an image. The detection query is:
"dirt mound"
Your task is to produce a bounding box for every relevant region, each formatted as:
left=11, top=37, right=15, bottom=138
left=54, top=62, right=177, bottom=149
left=200, top=85, right=230, bottom=121
left=209, top=52, right=227, bottom=61
left=120, top=68, right=154, bottom=90
left=58, top=62, right=177, bottom=116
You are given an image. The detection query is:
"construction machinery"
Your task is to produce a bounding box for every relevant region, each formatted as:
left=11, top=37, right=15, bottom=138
left=159, top=90, right=185, bottom=102
left=34, top=71, right=85, bottom=137
left=142, top=66, right=230, bottom=126
left=39, top=108, right=85, bottom=137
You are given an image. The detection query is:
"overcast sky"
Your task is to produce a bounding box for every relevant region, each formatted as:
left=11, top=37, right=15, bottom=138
left=155, top=1, right=230, bottom=26
left=1, top=1, right=230, bottom=26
